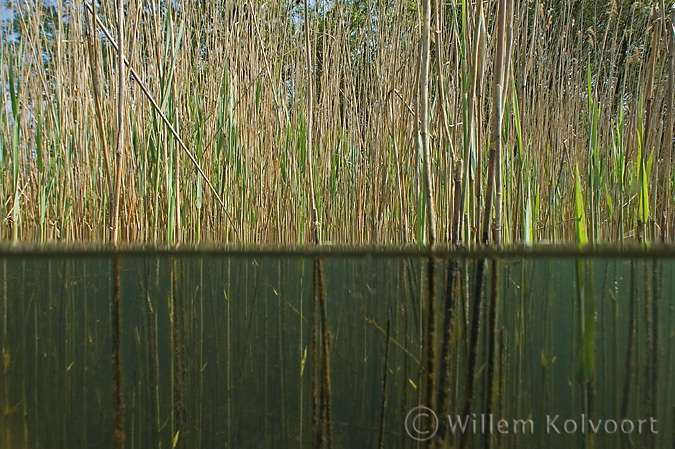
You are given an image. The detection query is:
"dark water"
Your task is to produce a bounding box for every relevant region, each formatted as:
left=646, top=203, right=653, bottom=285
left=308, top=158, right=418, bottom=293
left=0, top=253, right=673, bottom=448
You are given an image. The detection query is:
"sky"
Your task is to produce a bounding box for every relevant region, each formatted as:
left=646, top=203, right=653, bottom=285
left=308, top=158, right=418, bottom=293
left=0, top=2, right=14, bottom=23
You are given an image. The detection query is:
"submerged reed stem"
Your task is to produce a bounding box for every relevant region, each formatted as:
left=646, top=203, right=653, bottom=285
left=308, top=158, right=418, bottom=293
left=112, top=256, right=124, bottom=449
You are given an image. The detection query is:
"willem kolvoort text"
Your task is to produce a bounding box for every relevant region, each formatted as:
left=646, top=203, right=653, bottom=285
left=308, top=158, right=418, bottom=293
left=445, top=414, right=657, bottom=435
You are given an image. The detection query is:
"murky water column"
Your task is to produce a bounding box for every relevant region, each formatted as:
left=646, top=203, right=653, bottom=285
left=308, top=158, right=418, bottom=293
left=0, top=254, right=674, bottom=448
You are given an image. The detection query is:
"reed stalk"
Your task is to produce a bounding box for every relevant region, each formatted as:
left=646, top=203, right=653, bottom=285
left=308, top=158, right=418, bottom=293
left=388, top=91, right=411, bottom=242
left=620, top=261, right=638, bottom=449
left=483, top=0, right=508, bottom=246
left=377, top=320, right=391, bottom=449
left=1, top=261, right=7, bottom=449
left=110, top=0, right=125, bottom=246
left=644, top=258, right=660, bottom=447
left=303, top=0, right=319, bottom=246
left=451, top=161, right=463, bottom=245
left=495, top=0, right=514, bottom=245
left=454, top=0, right=473, bottom=246
left=434, top=0, right=456, bottom=165
left=275, top=262, right=288, bottom=446
left=171, top=16, right=182, bottom=245
left=643, top=6, right=661, bottom=243
left=663, top=5, right=675, bottom=241
left=419, top=0, right=436, bottom=247
left=460, top=258, right=485, bottom=449
left=472, top=1, right=488, bottom=243
left=424, top=256, right=438, bottom=413
left=317, top=259, right=332, bottom=449
left=7, top=40, right=22, bottom=243
left=84, top=1, right=112, bottom=201
left=112, top=256, right=124, bottom=449
left=437, top=257, right=458, bottom=444
left=484, top=259, right=500, bottom=449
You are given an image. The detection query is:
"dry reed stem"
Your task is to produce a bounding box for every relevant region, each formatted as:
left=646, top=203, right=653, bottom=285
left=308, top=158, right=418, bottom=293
left=665, top=5, right=675, bottom=240
left=643, top=7, right=662, bottom=243
left=483, top=0, right=508, bottom=246
left=419, top=0, right=436, bottom=246
left=110, top=0, right=125, bottom=247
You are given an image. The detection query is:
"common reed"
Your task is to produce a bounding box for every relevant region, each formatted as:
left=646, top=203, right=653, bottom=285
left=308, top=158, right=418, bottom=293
left=0, top=1, right=670, bottom=246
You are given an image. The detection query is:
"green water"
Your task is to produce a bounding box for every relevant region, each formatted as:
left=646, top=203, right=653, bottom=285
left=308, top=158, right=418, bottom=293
left=0, top=253, right=673, bottom=449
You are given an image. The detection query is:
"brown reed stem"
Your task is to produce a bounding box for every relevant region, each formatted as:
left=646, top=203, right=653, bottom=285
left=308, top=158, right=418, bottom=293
left=644, top=6, right=661, bottom=159
left=172, top=30, right=182, bottom=245
left=388, top=91, right=411, bottom=243
left=170, top=259, right=187, bottom=448
left=483, top=0, right=509, bottom=246
left=425, top=256, right=438, bottom=413
left=303, top=0, right=319, bottom=246
left=434, top=0, right=456, bottom=177
left=420, top=0, right=437, bottom=246
left=452, top=161, right=463, bottom=245
left=460, top=258, right=486, bottom=449
left=484, top=260, right=500, bottom=449
left=112, top=256, right=124, bottom=449
left=495, top=0, right=514, bottom=245
left=310, top=258, right=332, bottom=449
left=437, top=258, right=458, bottom=443
left=321, top=333, right=333, bottom=449
left=84, top=1, right=113, bottom=201
left=310, top=269, right=319, bottom=449
left=644, top=7, right=661, bottom=243
left=1, top=261, right=7, bottom=449
left=664, top=5, right=675, bottom=241
left=643, top=260, right=659, bottom=448
left=110, top=0, right=125, bottom=246
left=471, top=1, right=487, bottom=241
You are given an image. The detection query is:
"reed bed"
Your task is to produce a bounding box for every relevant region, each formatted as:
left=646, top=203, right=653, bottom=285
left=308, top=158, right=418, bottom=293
left=0, top=0, right=671, bottom=246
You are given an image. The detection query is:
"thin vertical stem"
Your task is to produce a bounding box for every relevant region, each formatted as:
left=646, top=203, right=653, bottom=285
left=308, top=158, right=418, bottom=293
left=460, top=258, right=485, bottom=449
left=317, top=260, right=332, bottom=449
left=483, top=0, right=511, bottom=246
left=111, top=0, right=126, bottom=246
left=112, top=256, right=124, bottom=449
left=644, top=7, right=661, bottom=242
left=471, top=1, right=487, bottom=241
left=434, top=0, right=456, bottom=238
left=84, top=0, right=113, bottom=200
left=425, top=257, right=437, bottom=412
left=303, top=0, right=319, bottom=245
left=663, top=6, right=675, bottom=241
left=420, top=0, right=436, bottom=246
left=484, top=259, right=500, bottom=449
